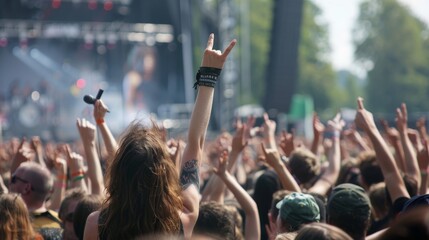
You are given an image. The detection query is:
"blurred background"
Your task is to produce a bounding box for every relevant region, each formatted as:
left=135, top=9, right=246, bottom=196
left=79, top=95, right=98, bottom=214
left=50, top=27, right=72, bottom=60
left=0, top=0, right=428, bottom=141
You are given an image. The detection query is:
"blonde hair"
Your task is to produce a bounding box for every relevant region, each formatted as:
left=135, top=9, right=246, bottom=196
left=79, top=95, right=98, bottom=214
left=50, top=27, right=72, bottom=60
left=0, top=194, right=36, bottom=240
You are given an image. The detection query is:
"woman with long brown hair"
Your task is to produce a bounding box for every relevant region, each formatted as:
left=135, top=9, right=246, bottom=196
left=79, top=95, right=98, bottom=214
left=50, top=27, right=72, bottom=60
left=83, top=34, right=236, bottom=239
left=0, top=193, right=41, bottom=240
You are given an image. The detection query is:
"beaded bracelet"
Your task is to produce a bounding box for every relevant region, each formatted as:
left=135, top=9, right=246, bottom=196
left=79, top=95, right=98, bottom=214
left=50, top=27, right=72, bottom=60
left=72, top=175, right=85, bottom=182
left=71, top=170, right=85, bottom=178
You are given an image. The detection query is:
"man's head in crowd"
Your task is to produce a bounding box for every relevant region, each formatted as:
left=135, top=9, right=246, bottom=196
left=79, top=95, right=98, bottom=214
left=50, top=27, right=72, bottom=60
left=295, top=222, right=352, bottom=240
left=73, top=194, right=102, bottom=240
left=288, top=148, right=320, bottom=186
left=276, top=192, right=320, bottom=233
left=194, top=201, right=236, bottom=240
left=368, top=182, right=388, bottom=220
left=59, top=188, right=86, bottom=240
left=10, top=162, right=53, bottom=211
left=327, top=183, right=371, bottom=240
left=358, top=151, right=384, bottom=189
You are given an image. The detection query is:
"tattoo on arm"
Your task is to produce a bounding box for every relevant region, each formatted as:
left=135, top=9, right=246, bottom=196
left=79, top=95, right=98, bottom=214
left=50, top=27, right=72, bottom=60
left=180, top=159, right=200, bottom=190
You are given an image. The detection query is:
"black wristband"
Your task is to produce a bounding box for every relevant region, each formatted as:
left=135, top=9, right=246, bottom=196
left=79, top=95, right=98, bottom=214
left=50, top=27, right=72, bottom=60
left=194, top=67, right=222, bottom=89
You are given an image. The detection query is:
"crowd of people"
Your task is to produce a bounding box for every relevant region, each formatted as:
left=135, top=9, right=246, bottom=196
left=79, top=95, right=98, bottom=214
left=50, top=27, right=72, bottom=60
left=1, top=34, right=429, bottom=240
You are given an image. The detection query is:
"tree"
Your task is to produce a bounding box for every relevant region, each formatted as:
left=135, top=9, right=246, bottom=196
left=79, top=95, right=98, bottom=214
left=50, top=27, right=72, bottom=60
left=354, top=0, right=429, bottom=113
left=248, top=0, right=273, bottom=103
left=296, top=0, right=339, bottom=112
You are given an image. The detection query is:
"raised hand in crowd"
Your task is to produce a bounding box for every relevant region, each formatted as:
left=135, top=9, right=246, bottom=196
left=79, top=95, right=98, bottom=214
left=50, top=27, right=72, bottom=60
left=417, top=117, right=427, bottom=142
left=308, top=113, right=344, bottom=195
left=64, top=144, right=88, bottom=193
left=396, top=103, right=420, bottom=190
left=30, top=136, right=46, bottom=168
left=261, top=113, right=277, bottom=150
left=355, top=98, right=409, bottom=207
left=11, top=138, right=35, bottom=174
left=381, top=119, right=405, bottom=171
left=201, top=119, right=248, bottom=203
left=311, top=113, right=325, bottom=155
left=93, top=99, right=117, bottom=159
left=407, top=128, right=423, bottom=152
left=260, top=142, right=301, bottom=192
left=179, top=33, right=236, bottom=238
left=49, top=150, right=67, bottom=211
left=279, top=129, right=295, bottom=158
left=343, top=124, right=371, bottom=151
left=417, top=141, right=429, bottom=194
left=76, top=118, right=104, bottom=195
left=214, top=150, right=261, bottom=240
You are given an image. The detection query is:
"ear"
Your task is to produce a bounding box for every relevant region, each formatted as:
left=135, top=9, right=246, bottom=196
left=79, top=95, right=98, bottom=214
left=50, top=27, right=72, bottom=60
left=22, top=183, right=32, bottom=195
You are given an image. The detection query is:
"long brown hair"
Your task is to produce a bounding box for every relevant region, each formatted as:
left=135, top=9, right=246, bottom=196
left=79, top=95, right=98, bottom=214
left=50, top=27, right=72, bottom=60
left=100, top=122, right=183, bottom=239
left=0, top=194, right=36, bottom=240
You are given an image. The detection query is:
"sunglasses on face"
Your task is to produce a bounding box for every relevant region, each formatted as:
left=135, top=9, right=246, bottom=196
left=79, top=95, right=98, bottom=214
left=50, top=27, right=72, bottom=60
left=11, top=175, right=29, bottom=184
left=11, top=175, right=36, bottom=191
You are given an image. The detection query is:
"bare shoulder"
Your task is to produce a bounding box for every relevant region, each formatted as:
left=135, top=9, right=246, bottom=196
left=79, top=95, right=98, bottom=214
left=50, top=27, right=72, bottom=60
left=83, top=211, right=100, bottom=240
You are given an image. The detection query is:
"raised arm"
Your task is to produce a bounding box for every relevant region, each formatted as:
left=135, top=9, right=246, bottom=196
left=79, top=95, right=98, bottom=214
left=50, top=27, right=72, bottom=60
left=261, top=143, right=301, bottom=192
left=76, top=118, right=105, bottom=195
left=279, top=130, right=295, bottom=158
left=308, top=113, right=344, bottom=196
left=10, top=138, right=33, bottom=174
left=30, top=136, right=47, bottom=168
left=214, top=151, right=260, bottom=240
left=93, top=100, right=118, bottom=160
left=201, top=123, right=248, bottom=203
left=48, top=154, right=67, bottom=211
left=262, top=113, right=277, bottom=150
left=417, top=117, right=429, bottom=194
left=354, top=98, right=409, bottom=202
left=381, top=119, right=406, bottom=172
left=396, top=103, right=420, bottom=191
left=180, top=34, right=236, bottom=238
left=311, top=113, right=325, bottom=155
left=65, top=145, right=88, bottom=193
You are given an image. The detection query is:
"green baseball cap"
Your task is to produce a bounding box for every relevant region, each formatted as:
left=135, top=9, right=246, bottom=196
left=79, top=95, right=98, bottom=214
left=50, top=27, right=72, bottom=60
left=327, top=183, right=371, bottom=217
left=276, top=192, right=320, bottom=229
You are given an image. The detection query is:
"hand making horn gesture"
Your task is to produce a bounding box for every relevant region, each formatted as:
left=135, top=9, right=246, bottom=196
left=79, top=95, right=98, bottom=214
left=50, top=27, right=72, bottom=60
left=355, top=97, right=376, bottom=132
left=201, top=33, right=236, bottom=69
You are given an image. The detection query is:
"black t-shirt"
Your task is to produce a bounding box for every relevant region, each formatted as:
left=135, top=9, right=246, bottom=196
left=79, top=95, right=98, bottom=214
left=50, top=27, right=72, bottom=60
left=391, top=197, right=410, bottom=218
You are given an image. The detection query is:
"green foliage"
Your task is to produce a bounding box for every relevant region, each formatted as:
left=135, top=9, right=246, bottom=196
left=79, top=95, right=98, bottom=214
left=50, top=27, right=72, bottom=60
left=296, top=1, right=339, bottom=112
left=354, top=0, right=429, bottom=112
left=248, top=0, right=273, bottom=103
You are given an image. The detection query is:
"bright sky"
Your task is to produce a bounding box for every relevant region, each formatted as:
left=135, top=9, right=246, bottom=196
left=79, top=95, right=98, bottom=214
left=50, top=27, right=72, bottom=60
left=312, top=0, right=429, bottom=75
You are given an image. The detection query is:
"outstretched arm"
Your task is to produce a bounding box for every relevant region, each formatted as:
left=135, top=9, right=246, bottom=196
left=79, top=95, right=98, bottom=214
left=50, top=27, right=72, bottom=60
left=93, top=100, right=118, bottom=161
left=396, top=103, right=420, bottom=191
left=65, top=145, right=88, bottom=193
left=76, top=119, right=104, bottom=195
left=214, top=151, right=260, bottom=240
left=355, top=98, right=409, bottom=202
left=308, top=113, right=344, bottom=196
left=48, top=154, right=67, bottom=211
left=381, top=119, right=405, bottom=172
left=201, top=123, right=248, bottom=203
left=261, top=143, right=301, bottom=192
left=311, top=113, right=325, bottom=155
left=180, top=34, right=236, bottom=238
